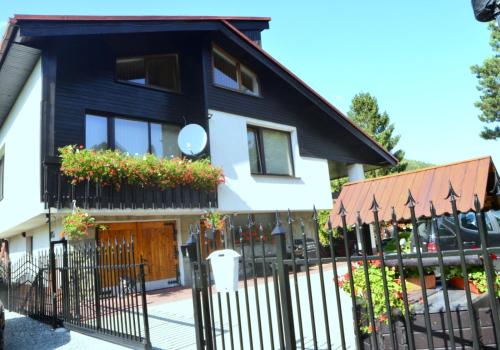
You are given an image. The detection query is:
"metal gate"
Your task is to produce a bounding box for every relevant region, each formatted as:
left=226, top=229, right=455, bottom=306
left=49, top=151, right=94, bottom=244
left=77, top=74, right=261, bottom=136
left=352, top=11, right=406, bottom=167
left=1, top=238, right=152, bottom=349
left=189, top=189, right=500, bottom=349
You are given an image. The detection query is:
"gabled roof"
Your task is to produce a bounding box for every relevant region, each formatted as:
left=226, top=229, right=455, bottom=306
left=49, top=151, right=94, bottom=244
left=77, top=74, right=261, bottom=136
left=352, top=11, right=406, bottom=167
left=0, top=15, right=397, bottom=166
left=330, top=156, right=499, bottom=227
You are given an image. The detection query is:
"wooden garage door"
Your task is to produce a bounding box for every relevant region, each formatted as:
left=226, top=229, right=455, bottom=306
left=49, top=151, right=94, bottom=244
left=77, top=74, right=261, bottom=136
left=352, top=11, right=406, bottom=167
left=98, top=222, right=178, bottom=283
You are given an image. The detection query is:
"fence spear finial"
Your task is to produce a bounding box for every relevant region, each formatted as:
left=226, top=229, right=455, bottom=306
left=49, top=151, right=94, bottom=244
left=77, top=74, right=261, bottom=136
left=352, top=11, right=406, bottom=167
left=429, top=201, right=437, bottom=217
left=445, top=181, right=459, bottom=200
left=327, top=217, right=333, bottom=235
left=272, top=211, right=287, bottom=235
left=287, top=208, right=294, bottom=224
left=369, top=195, right=381, bottom=212
left=312, top=205, right=318, bottom=221
left=390, top=206, right=397, bottom=222
left=473, top=194, right=482, bottom=212
left=338, top=201, right=347, bottom=217
left=355, top=211, right=363, bottom=227
left=404, top=189, right=417, bottom=208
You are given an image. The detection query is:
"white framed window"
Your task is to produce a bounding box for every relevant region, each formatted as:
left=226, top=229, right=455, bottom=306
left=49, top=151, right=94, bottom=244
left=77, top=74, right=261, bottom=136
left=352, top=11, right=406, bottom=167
left=116, top=54, right=181, bottom=93
left=247, top=126, right=293, bottom=176
left=212, top=46, right=260, bottom=96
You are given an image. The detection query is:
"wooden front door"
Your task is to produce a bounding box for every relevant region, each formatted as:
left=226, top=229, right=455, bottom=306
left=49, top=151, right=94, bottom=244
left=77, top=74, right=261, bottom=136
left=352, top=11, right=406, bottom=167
left=98, top=221, right=178, bottom=283
left=138, top=222, right=177, bottom=282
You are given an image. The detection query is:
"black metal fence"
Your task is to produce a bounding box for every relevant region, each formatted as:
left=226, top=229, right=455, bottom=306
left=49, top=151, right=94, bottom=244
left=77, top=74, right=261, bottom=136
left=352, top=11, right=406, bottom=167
left=0, top=238, right=152, bottom=349
left=189, top=186, right=500, bottom=349
left=43, top=162, right=217, bottom=210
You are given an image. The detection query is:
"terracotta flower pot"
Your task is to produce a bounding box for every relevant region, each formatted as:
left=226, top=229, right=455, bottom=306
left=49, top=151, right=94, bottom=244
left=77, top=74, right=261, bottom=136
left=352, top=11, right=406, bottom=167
left=449, top=277, right=483, bottom=294
left=405, top=274, right=436, bottom=292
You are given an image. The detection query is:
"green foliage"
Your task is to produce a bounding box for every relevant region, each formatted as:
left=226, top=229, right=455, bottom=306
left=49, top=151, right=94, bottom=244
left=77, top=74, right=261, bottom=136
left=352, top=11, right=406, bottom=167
left=338, top=261, right=406, bottom=333
left=348, top=93, right=407, bottom=177
left=471, top=22, right=500, bottom=140
left=404, top=159, right=435, bottom=172
left=59, top=145, right=224, bottom=191
left=201, top=211, right=227, bottom=230
left=382, top=231, right=412, bottom=254
left=446, top=265, right=500, bottom=297
left=62, top=208, right=100, bottom=241
left=317, top=209, right=342, bottom=246
left=331, top=177, right=348, bottom=193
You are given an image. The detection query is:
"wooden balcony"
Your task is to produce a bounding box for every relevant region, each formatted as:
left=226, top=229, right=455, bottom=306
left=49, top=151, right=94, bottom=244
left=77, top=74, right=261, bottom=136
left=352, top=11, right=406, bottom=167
left=43, top=162, right=217, bottom=210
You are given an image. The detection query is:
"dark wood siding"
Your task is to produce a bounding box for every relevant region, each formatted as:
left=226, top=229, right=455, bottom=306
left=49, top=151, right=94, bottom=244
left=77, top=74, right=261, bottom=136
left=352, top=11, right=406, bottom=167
left=205, top=34, right=386, bottom=165
left=49, top=32, right=206, bottom=155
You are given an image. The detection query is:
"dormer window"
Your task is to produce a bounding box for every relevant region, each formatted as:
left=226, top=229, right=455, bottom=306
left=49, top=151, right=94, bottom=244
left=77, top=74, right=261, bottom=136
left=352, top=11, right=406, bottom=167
left=116, top=54, right=181, bottom=93
left=212, top=46, right=260, bottom=96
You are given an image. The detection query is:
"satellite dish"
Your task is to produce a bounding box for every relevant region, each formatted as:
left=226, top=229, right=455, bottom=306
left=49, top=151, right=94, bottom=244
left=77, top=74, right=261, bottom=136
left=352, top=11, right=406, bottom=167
left=178, top=124, right=208, bottom=156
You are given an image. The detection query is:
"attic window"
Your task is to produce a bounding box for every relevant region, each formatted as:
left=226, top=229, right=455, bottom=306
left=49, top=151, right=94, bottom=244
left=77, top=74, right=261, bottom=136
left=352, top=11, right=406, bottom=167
left=212, top=46, right=260, bottom=96
left=116, top=54, right=181, bottom=93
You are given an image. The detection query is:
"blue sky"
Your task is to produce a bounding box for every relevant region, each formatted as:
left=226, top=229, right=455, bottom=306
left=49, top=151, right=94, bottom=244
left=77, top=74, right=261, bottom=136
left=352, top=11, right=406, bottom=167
left=1, top=1, right=497, bottom=165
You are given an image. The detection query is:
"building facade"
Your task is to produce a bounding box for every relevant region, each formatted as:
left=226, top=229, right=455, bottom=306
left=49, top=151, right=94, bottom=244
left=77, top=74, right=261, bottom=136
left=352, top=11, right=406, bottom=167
left=0, top=15, right=396, bottom=289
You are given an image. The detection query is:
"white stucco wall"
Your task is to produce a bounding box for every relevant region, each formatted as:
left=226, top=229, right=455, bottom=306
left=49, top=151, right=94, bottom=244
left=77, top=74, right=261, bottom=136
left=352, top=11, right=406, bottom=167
left=209, top=109, right=332, bottom=212
left=7, top=222, right=57, bottom=264
left=0, top=59, right=44, bottom=237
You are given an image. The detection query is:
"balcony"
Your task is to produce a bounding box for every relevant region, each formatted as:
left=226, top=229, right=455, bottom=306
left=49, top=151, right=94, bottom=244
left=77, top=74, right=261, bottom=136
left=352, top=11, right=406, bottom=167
left=43, top=161, right=218, bottom=210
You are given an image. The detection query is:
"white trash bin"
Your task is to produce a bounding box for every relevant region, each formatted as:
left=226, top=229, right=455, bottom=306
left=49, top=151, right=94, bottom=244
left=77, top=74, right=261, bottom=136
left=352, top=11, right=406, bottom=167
left=207, top=249, right=241, bottom=292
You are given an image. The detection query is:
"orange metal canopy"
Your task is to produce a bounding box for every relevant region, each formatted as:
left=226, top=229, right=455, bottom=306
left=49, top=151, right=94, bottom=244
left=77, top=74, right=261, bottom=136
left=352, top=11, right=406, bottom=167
left=330, top=156, right=497, bottom=227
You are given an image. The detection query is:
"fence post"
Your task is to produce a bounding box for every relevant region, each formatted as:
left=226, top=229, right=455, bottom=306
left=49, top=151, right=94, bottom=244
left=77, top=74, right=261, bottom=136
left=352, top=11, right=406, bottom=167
left=7, top=261, right=11, bottom=310
left=139, top=261, right=152, bottom=350
left=196, top=225, right=213, bottom=350
left=272, top=212, right=296, bottom=350
left=62, top=241, right=69, bottom=321
left=93, top=242, right=102, bottom=330
left=50, top=242, right=57, bottom=328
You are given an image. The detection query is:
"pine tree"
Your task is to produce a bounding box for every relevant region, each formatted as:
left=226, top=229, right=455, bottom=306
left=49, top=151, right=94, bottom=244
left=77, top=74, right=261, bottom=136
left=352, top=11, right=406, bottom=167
left=348, top=92, right=406, bottom=177
left=471, top=22, right=500, bottom=140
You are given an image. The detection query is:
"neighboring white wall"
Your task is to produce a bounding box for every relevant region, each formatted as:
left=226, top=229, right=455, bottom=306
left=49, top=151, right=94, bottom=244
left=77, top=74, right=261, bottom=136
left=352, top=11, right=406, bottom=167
left=7, top=223, right=54, bottom=264
left=209, top=109, right=332, bottom=212
left=0, top=59, right=44, bottom=236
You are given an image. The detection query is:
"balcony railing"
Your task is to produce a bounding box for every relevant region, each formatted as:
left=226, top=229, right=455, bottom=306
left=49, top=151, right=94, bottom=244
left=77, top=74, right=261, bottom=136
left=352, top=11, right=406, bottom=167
left=43, top=162, right=217, bottom=210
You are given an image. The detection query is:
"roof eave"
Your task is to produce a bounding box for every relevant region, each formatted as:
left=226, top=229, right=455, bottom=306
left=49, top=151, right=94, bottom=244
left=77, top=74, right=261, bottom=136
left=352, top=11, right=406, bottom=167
left=220, top=19, right=398, bottom=167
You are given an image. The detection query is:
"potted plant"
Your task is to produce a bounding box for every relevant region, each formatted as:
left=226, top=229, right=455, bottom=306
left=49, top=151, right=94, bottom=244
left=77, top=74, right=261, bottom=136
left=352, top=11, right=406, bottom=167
left=404, top=267, right=437, bottom=292
left=447, top=266, right=500, bottom=296
left=201, top=211, right=227, bottom=232
left=61, top=208, right=99, bottom=241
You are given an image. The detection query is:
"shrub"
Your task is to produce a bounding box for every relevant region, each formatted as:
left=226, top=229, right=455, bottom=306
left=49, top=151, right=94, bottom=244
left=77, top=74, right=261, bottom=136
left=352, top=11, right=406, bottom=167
left=337, top=260, right=406, bottom=333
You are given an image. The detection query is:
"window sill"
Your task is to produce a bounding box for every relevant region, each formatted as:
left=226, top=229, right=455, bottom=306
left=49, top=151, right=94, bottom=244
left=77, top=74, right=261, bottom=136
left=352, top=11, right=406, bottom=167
left=251, top=173, right=300, bottom=180
left=212, top=83, right=263, bottom=99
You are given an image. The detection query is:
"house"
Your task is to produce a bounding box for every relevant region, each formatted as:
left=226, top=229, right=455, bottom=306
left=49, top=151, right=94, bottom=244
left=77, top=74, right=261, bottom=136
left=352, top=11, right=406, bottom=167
left=0, top=15, right=396, bottom=289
